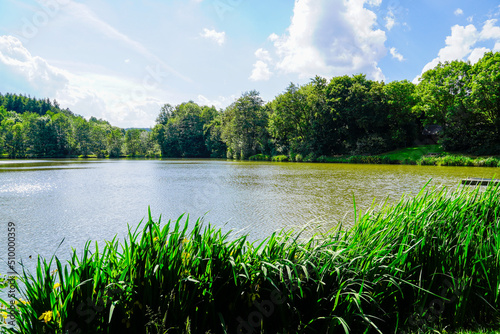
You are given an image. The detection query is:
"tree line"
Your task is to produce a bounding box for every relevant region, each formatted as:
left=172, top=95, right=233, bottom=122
left=1, top=51, right=499, bottom=159
left=154, top=51, right=500, bottom=159
left=0, top=93, right=159, bottom=158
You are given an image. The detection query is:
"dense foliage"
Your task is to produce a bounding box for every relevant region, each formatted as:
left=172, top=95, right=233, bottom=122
left=152, top=52, right=500, bottom=159
left=0, top=93, right=159, bottom=158
left=2, top=182, right=500, bottom=333
left=2, top=51, right=500, bottom=159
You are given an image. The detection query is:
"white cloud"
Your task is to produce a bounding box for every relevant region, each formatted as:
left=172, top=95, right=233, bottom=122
left=255, top=48, right=272, bottom=62
left=269, top=0, right=386, bottom=80
left=480, top=19, right=500, bottom=40
left=385, top=9, right=396, bottom=31
left=197, top=94, right=235, bottom=108
left=415, top=19, right=500, bottom=83
left=390, top=47, right=404, bottom=61
left=494, top=42, right=500, bottom=52
left=268, top=33, right=279, bottom=42
left=468, top=47, right=490, bottom=63
left=0, top=35, right=68, bottom=96
left=454, top=8, right=463, bottom=16
left=200, top=28, right=226, bottom=46
left=0, top=35, right=167, bottom=128
left=417, top=24, right=478, bottom=78
left=249, top=60, right=272, bottom=81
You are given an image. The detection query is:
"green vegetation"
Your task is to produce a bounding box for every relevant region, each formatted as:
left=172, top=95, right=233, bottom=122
left=0, top=93, right=160, bottom=158
left=151, top=52, right=500, bottom=160
left=248, top=153, right=271, bottom=161
left=382, top=145, right=444, bottom=161
left=2, top=182, right=500, bottom=333
left=2, top=52, right=500, bottom=160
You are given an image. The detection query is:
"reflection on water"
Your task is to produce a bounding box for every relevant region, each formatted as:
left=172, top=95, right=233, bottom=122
left=0, top=158, right=499, bottom=269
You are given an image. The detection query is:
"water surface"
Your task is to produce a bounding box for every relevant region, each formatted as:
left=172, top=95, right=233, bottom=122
left=0, top=159, right=498, bottom=267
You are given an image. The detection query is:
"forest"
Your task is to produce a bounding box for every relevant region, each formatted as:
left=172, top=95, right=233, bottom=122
left=1, top=51, right=499, bottom=159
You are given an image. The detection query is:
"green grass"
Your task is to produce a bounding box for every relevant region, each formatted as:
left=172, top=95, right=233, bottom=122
left=2, top=182, right=500, bottom=333
left=382, top=145, right=444, bottom=161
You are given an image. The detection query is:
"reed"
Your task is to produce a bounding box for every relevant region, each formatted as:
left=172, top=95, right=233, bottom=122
left=2, top=182, right=500, bottom=333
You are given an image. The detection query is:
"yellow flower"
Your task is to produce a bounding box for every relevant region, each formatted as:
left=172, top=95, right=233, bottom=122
left=0, top=311, right=8, bottom=319
left=153, top=236, right=159, bottom=242
left=53, top=283, right=61, bottom=290
left=38, top=310, right=53, bottom=323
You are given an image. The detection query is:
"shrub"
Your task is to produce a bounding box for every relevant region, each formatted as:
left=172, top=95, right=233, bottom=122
left=272, top=155, right=289, bottom=162
left=249, top=154, right=271, bottom=161
left=304, top=153, right=317, bottom=162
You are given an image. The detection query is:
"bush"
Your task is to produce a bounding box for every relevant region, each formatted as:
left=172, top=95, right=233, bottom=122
left=304, top=153, right=317, bottom=162
left=317, top=155, right=328, bottom=163
left=272, top=155, right=289, bottom=162
left=294, top=154, right=303, bottom=162
left=249, top=154, right=271, bottom=161
left=352, top=135, right=387, bottom=155
left=418, top=156, right=438, bottom=166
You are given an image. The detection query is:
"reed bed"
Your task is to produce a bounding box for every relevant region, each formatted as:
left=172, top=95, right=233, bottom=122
left=1, top=182, right=500, bottom=333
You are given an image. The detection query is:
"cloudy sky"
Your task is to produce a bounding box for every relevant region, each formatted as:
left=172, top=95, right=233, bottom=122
left=1, top=0, right=500, bottom=128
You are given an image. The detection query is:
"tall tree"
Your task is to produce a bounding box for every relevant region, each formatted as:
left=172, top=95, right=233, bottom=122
left=468, top=51, right=500, bottom=153
left=221, top=91, right=267, bottom=159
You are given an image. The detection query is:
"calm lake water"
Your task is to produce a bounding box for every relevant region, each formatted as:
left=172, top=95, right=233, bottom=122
left=1, top=159, right=499, bottom=271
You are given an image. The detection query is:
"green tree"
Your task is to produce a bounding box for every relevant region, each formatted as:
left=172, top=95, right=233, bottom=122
left=468, top=51, right=500, bottom=153
left=268, top=83, right=310, bottom=155
left=51, top=113, right=74, bottom=156
left=416, top=60, right=474, bottom=151
left=73, top=118, right=92, bottom=157
left=221, top=91, right=268, bottom=159
left=107, top=127, right=123, bottom=157
left=125, top=129, right=142, bottom=156
left=2, top=119, right=26, bottom=158
left=383, top=80, right=420, bottom=148
left=326, top=75, right=386, bottom=154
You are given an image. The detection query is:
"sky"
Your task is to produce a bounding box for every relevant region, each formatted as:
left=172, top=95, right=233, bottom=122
left=0, top=0, right=500, bottom=128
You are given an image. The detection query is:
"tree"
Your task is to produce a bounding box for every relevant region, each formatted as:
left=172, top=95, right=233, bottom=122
left=416, top=60, right=473, bottom=151
left=107, top=127, right=124, bottom=158
left=468, top=52, right=500, bottom=153
left=73, top=118, right=92, bottom=157
left=221, top=91, right=268, bottom=159
left=268, top=83, right=310, bottom=155
left=125, top=129, right=142, bottom=156
left=383, top=80, right=420, bottom=148
left=2, top=120, right=26, bottom=158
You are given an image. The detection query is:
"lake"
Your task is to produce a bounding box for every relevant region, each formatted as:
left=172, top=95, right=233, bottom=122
left=1, top=159, right=499, bottom=271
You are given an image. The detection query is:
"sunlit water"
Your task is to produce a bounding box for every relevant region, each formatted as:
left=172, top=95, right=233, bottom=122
left=0, top=158, right=499, bottom=275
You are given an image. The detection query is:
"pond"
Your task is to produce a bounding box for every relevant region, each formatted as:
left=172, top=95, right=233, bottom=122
left=0, top=159, right=499, bottom=267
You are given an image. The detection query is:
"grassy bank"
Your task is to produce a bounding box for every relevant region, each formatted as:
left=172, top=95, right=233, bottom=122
left=248, top=145, right=500, bottom=167
left=2, top=182, right=500, bottom=333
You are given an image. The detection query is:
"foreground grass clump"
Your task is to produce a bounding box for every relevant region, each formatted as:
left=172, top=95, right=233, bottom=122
left=2, top=183, right=500, bottom=333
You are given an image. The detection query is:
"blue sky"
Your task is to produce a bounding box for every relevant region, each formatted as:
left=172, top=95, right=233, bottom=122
left=1, top=0, right=500, bottom=128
